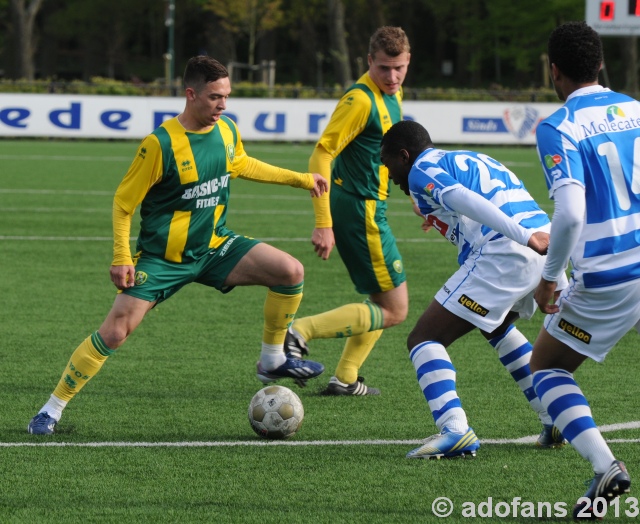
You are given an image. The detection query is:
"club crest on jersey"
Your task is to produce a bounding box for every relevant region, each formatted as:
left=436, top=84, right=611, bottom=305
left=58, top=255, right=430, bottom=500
left=393, top=260, right=403, bottom=273
left=226, top=143, right=235, bottom=163
left=138, top=147, right=147, bottom=160
left=134, top=271, right=148, bottom=286
left=544, top=154, right=562, bottom=169
left=606, top=105, right=626, bottom=122
left=459, top=295, right=489, bottom=317
left=425, top=183, right=435, bottom=196
left=558, top=318, right=591, bottom=344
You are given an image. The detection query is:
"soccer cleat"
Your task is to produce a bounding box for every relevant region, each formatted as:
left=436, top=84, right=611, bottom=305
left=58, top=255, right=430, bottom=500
left=256, top=356, right=324, bottom=388
left=406, top=427, right=480, bottom=459
left=572, top=460, right=631, bottom=520
left=323, top=376, right=380, bottom=396
left=27, top=412, right=57, bottom=435
left=536, top=424, right=568, bottom=448
left=284, top=327, right=310, bottom=360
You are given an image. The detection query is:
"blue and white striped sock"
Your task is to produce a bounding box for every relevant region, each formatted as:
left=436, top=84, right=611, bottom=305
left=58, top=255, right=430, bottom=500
left=489, top=325, right=551, bottom=425
left=410, top=341, right=468, bottom=434
left=533, top=369, right=615, bottom=474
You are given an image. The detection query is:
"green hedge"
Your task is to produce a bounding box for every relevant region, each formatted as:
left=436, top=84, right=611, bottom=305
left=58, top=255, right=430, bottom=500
left=0, top=76, right=562, bottom=102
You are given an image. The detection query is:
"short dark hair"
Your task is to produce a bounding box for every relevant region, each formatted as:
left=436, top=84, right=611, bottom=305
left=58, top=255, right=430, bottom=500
left=381, top=120, right=433, bottom=158
left=369, top=26, right=410, bottom=58
left=548, top=21, right=603, bottom=84
left=183, top=56, right=229, bottom=91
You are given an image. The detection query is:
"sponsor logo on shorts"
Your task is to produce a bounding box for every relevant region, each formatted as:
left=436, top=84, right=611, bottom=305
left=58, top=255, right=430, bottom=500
left=558, top=318, right=591, bottom=344
left=459, top=294, right=489, bottom=317
left=219, top=235, right=238, bottom=257
left=442, top=285, right=451, bottom=295
left=393, top=260, right=403, bottom=273
left=134, top=271, right=148, bottom=286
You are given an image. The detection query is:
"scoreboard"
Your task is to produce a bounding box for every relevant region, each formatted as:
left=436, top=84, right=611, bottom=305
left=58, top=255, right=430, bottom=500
left=586, top=0, right=640, bottom=35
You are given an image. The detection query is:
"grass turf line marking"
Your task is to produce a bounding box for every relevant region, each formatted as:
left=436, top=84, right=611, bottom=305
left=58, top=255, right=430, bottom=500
left=4, top=421, right=639, bottom=447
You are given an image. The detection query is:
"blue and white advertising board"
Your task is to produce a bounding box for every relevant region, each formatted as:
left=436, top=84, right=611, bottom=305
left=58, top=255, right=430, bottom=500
left=0, top=93, right=562, bottom=144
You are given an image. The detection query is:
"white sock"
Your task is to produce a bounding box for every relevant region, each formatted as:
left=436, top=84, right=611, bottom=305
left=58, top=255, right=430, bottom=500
left=40, top=394, right=67, bottom=422
left=260, top=343, right=287, bottom=371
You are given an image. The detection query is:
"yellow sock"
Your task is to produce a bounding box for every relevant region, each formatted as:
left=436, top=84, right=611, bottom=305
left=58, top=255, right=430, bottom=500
left=334, top=329, right=383, bottom=384
left=293, top=301, right=384, bottom=341
left=52, top=332, right=114, bottom=402
left=263, top=284, right=303, bottom=345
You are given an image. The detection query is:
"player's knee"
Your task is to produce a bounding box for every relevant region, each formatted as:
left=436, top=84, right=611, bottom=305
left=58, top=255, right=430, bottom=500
left=280, top=256, right=304, bottom=285
left=382, top=307, right=407, bottom=328
left=99, top=333, right=125, bottom=350
left=98, top=326, right=129, bottom=350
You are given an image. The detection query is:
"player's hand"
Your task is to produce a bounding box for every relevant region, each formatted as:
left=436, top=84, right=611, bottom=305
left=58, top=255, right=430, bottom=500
left=311, top=227, right=335, bottom=260
left=534, top=278, right=559, bottom=314
left=310, top=173, right=328, bottom=197
left=110, top=264, right=135, bottom=290
left=527, top=231, right=549, bottom=255
left=411, top=203, right=432, bottom=233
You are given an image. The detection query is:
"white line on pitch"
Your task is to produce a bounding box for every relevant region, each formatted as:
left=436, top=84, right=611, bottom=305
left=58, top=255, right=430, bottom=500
left=2, top=421, right=638, bottom=448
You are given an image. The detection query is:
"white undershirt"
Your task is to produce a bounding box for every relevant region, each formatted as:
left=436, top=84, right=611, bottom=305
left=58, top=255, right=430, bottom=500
left=541, top=182, right=585, bottom=282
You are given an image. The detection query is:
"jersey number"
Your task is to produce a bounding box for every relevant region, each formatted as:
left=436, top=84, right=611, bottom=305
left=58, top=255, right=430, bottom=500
left=454, top=153, right=521, bottom=194
left=597, top=138, right=640, bottom=211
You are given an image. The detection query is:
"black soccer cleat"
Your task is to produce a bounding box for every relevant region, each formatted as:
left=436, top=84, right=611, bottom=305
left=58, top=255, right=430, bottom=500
left=284, top=327, right=310, bottom=360
left=323, top=376, right=380, bottom=396
left=572, top=460, right=631, bottom=520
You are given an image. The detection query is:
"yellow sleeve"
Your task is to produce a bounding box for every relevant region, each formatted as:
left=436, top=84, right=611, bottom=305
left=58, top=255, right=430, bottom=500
left=112, top=200, right=134, bottom=266
left=111, top=135, right=163, bottom=265
left=317, top=88, right=371, bottom=157
left=234, top=156, right=315, bottom=189
left=113, top=135, right=164, bottom=214
left=309, top=145, right=334, bottom=228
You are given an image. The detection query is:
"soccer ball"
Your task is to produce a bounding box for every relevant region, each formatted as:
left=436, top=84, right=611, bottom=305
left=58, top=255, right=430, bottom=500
left=248, top=385, right=304, bottom=439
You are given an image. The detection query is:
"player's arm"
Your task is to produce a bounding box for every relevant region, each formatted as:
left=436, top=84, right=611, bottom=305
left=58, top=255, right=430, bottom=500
left=309, top=145, right=335, bottom=259
left=533, top=182, right=584, bottom=313
left=440, top=186, right=538, bottom=248
left=110, top=135, right=163, bottom=289
left=234, top=155, right=327, bottom=196
left=309, top=89, right=371, bottom=259
left=533, top=122, right=585, bottom=312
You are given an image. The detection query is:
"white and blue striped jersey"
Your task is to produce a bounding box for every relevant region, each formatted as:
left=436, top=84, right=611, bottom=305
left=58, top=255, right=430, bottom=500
left=409, top=148, right=549, bottom=265
left=536, top=85, right=640, bottom=289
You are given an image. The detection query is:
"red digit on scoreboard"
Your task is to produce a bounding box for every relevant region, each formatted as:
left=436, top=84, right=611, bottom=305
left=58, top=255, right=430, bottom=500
left=630, top=0, right=640, bottom=16
left=600, top=0, right=615, bottom=20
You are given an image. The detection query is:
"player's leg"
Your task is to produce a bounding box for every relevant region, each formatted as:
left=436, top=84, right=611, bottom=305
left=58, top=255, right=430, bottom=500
left=293, top=191, right=406, bottom=394
left=405, top=299, right=480, bottom=459
left=28, top=293, right=153, bottom=435
left=531, top=330, right=628, bottom=518
left=481, top=315, right=564, bottom=448
left=326, top=283, right=407, bottom=395
left=530, top=283, right=640, bottom=518
left=221, top=241, right=324, bottom=386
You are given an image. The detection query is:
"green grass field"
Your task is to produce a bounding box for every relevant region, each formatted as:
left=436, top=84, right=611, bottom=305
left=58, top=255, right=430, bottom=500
left=1, top=139, right=638, bottom=523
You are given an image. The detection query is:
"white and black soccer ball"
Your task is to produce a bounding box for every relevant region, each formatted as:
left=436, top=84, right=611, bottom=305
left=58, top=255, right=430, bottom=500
left=248, top=385, right=304, bottom=439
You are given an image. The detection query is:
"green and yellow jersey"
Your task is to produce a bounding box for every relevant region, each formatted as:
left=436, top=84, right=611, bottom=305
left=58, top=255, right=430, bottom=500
left=113, top=115, right=315, bottom=265
left=318, top=72, right=402, bottom=201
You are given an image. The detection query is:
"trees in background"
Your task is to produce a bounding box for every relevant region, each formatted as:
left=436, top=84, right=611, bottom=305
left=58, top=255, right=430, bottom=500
left=1, top=0, right=637, bottom=93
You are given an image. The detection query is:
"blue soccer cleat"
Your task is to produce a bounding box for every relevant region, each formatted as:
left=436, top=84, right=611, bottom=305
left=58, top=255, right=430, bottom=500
left=573, top=460, right=631, bottom=520
left=27, top=412, right=57, bottom=435
left=256, top=356, right=324, bottom=388
left=406, top=427, right=480, bottom=459
left=536, top=424, right=568, bottom=449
